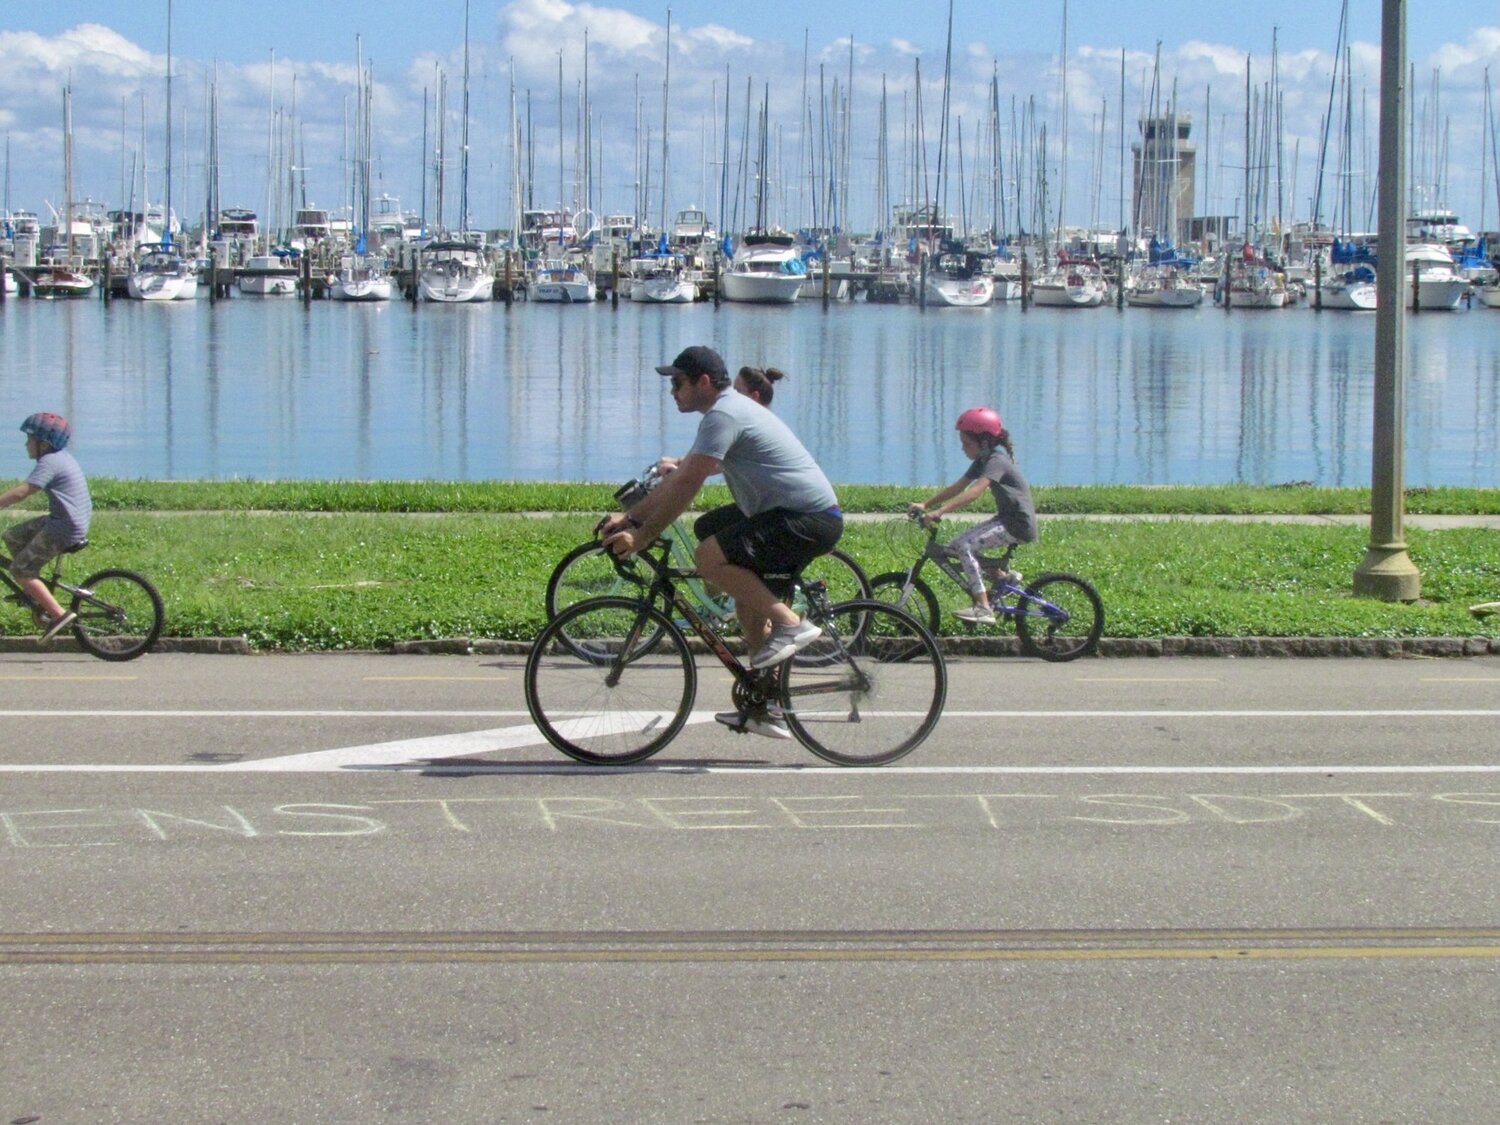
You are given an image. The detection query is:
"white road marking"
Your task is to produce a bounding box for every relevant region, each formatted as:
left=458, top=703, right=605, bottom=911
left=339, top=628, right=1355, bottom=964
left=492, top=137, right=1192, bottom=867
left=229, top=711, right=705, bottom=772
left=0, top=709, right=1497, bottom=720
left=0, top=708, right=1497, bottom=774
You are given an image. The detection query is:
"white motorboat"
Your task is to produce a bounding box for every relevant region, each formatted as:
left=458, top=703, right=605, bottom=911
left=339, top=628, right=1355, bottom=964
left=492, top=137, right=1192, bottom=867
left=417, top=241, right=493, bottom=303
left=527, top=260, right=596, bottom=303
left=1124, top=267, right=1203, bottom=309
left=719, top=231, right=806, bottom=304
left=1315, top=264, right=1379, bottom=311
left=1404, top=243, right=1468, bottom=311
left=1479, top=281, right=1500, bottom=309
left=236, top=253, right=299, bottom=296
left=127, top=244, right=198, bottom=301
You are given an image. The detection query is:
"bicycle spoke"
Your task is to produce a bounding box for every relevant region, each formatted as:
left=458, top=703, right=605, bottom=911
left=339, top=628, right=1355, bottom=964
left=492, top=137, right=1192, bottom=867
left=779, top=600, right=946, bottom=766
left=526, top=597, right=696, bottom=764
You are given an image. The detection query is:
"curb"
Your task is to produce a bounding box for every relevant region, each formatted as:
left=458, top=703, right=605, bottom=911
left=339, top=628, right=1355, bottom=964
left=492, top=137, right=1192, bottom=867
left=1, top=636, right=1494, bottom=658
left=380, top=635, right=1500, bottom=658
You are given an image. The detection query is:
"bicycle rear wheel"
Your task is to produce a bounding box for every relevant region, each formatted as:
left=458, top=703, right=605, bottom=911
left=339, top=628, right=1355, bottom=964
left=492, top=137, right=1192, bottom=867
left=70, top=569, right=164, bottom=661
left=525, top=597, right=696, bottom=765
left=545, top=542, right=665, bottom=662
left=779, top=600, right=946, bottom=766
left=1015, top=573, right=1104, bottom=662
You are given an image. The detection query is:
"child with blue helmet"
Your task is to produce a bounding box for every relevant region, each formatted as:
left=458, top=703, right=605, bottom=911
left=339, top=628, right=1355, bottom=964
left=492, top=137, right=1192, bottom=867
left=1, top=413, right=93, bottom=642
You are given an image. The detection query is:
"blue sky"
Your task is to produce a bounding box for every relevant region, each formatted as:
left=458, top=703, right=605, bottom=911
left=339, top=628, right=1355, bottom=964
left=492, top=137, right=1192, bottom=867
left=4, top=1, right=1498, bottom=234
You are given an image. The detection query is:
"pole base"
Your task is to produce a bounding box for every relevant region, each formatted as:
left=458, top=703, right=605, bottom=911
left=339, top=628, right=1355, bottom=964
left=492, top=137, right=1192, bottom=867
left=1353, top=545, right=1422, bottom=602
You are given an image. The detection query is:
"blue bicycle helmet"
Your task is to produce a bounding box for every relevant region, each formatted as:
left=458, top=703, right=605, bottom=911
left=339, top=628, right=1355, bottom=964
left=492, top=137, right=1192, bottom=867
left=20, top=412, right=71, bottom=450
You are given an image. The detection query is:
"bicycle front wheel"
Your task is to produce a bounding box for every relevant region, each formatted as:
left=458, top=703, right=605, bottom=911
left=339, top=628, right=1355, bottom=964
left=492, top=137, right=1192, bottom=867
left=867, top=572, right=940, bottom=636
left=796, top=548, right=871, bottom=609
left=525, top=597, right=696, bottom=765
left=70, top=569, right=164, bottom=661
left=779, top=600, right=946, bottom=766
left=1016, top=573, right=1104, bottom=662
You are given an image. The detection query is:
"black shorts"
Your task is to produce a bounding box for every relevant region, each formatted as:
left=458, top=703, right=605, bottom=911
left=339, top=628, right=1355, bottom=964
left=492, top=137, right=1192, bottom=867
left=698, top=506, right=844, bottom=597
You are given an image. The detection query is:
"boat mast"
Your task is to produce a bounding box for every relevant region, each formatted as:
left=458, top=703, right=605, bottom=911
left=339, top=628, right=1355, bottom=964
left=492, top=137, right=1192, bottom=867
left=62, top=85, right=74, bottom=260
left=660, top=10, right=671, bottom=240
left=164, top=0, right=173, bottom=247
left=460, top=0, right=471, bottom=236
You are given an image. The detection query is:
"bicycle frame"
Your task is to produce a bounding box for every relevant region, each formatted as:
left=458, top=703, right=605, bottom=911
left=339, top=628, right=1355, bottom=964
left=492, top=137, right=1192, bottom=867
left=897, top=527, right=1026, bottom=614
left=614, top=542, right=870, bottom=706
left=0, top=550, right=79, bottom=610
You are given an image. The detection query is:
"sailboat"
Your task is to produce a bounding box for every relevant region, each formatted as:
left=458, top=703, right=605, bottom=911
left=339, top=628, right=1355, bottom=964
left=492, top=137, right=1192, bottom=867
left=921, top=4, right=993, bottom=309
left=128, top=0, right=197, bottom=301
left=417, top=3, right=493, bottom=303
left=332, top=40, right=391, bottom=302
left=721, top=89, right=806, bottom=304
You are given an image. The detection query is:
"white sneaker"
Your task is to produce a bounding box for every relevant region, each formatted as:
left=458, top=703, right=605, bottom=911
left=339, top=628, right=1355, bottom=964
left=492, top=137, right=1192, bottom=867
left=714, top=709, right=793, bottom=740
left=954, top=604, right=997, bottom=625
left=749, top=619, right=823, bottom=669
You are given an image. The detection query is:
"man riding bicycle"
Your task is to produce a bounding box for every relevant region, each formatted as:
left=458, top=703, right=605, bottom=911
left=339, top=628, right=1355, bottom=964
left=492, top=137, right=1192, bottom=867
left=600, top=345, right=843, bottom=737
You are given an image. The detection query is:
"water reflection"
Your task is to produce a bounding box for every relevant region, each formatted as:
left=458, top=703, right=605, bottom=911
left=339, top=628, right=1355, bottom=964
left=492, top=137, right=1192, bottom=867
left=0, top=297, right=1494, bottom=487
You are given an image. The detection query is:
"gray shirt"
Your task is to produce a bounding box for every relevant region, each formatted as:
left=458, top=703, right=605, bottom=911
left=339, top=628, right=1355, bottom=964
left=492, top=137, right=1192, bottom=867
left=26, top=449, right=92, bottom=542
left=688, top=391, right=838, bottom=517
left=964, top=448, right=1037, bottom=542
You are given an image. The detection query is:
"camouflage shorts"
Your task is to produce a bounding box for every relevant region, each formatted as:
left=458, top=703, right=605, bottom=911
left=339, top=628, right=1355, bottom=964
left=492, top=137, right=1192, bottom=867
left=3, top=517, right=73, bottom=579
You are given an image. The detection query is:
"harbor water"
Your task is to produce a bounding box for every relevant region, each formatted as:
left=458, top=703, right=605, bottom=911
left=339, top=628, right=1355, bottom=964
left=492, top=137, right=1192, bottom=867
left=1, top=296, right=1496, bottom=488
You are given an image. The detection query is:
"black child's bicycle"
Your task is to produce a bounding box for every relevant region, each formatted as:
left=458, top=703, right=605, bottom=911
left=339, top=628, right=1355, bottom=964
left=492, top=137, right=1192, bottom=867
left=1, top=541, right=164, bottom=661
left=868, top=513, right=1104, bottom=662
left=525, top=537, right=947, bottom=767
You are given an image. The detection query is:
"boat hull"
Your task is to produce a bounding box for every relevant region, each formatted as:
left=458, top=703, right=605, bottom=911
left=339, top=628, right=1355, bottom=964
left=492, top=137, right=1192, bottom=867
left=1125, top=285, right=1202, bottom=309
left=1031, top=283, right=1104, bottom=307
left=418, top=275, right=493, bottom=303
left=128, top=273, right=198, bottom=301
left=331, top=277, right=392, bottom=302
left=719, top=272, right=803, bottom=303
left=1317, top=283, right=1378, bottom=311
left=631, top=277, right=695, bottom=303
left=528, top=281, right=595, bottom=302
left=237, top=273, right=298, bottom=296
left=924, top=275, right=993, bottom=307
left=1410, top=275, right=1467, bottom=311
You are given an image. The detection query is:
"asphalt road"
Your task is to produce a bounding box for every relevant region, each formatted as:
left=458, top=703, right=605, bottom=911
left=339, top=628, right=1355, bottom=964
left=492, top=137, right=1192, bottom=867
left=1, top=651, right=1497, bottom=1122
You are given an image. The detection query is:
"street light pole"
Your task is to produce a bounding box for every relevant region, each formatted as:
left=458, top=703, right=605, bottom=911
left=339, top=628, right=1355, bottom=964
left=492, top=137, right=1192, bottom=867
left=1353, top=0, right=1420, bottom=601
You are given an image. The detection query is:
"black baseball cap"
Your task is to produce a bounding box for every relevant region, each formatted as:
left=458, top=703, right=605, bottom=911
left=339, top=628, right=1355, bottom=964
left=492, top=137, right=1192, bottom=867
left=655, top=345, right=728, bottom=381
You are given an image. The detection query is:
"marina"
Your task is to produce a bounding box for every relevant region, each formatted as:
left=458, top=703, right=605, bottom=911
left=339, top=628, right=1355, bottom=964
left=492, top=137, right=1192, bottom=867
left=0, top=295, right=1494, bottom=490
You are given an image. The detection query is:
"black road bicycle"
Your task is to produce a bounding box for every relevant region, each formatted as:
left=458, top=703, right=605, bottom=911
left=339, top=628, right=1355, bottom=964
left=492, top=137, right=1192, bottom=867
left=1, top=540, right=164, bottom=661
left=525, top=538, right=947, bottom=767
left=544, top=464, right=871, bottom=658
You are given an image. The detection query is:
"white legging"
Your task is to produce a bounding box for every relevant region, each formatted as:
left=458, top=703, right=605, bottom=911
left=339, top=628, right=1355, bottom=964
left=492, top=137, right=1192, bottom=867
left=949, top=518, right=1019, bottom=596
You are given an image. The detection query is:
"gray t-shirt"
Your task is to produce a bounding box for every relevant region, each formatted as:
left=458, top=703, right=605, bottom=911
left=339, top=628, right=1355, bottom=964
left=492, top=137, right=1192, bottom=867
left=26, top=449, right=92, bottom=542
left=688, top=391, right=838, bottom=517
left=964, top=448, right=1037, bottom=542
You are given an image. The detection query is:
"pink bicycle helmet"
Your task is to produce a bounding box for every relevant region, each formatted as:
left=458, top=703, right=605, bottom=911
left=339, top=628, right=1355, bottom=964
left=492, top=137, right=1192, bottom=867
left=20, top=412, right=71, bottom=450
left=955, top=407, right=1003, bottom=437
